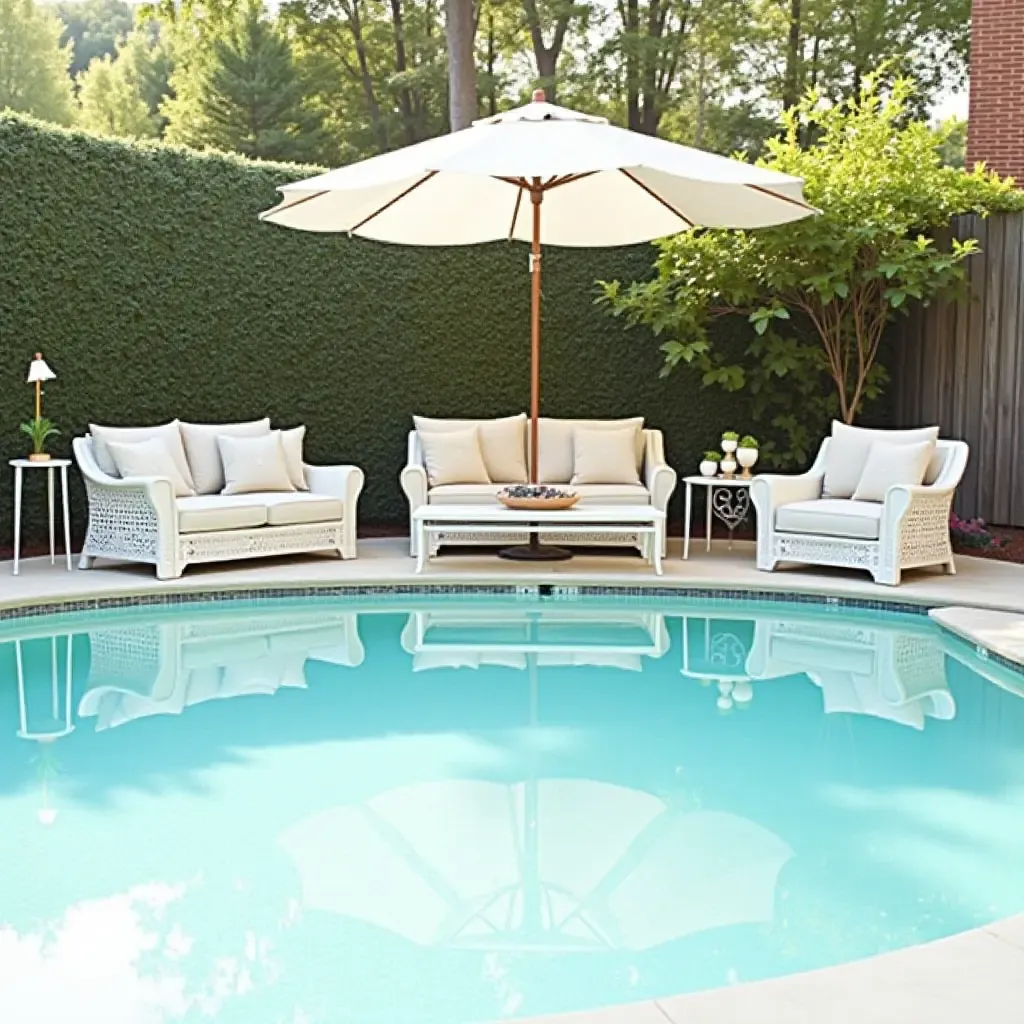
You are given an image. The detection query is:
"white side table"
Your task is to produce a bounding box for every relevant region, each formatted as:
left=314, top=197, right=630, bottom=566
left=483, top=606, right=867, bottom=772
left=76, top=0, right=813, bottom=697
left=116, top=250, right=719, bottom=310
left=682, top=475, right=752, bottom=559
left=10, top=459, right=73, bottom=576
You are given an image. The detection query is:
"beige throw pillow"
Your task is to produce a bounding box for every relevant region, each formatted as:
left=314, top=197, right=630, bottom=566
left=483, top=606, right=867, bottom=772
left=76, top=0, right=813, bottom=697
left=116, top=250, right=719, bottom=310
left=413, top=414, right=527, bottom=483
left=418, top=426, right=490, bottom=486
left=280, top=425, right=308, bottom=491
left=571, top=426, right=642, bottom=485
left=90, top=420, right=195, bottom=490
left=106, top=438, right=196, bottom=498
left=537, top=417, right=645, bottom=484
left=852, top=439, right=936, bottom=502
left=823, top=421, right=939, bottom=498
left=217, top=431, right=295, bottom=495
left=180, top=418, right=271, bottom=494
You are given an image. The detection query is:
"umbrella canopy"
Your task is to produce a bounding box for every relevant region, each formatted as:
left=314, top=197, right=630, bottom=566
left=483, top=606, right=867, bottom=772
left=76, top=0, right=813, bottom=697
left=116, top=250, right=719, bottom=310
left=260, top=93, right=817, bottom=485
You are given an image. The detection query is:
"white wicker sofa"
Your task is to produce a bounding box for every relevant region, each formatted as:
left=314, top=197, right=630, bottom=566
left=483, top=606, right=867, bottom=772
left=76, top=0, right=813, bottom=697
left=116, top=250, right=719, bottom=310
left=750, top=422, right=968, bottom=586
left=73, top=418, right=363, bottom=579
left=399, top=414, right=677, bottom=557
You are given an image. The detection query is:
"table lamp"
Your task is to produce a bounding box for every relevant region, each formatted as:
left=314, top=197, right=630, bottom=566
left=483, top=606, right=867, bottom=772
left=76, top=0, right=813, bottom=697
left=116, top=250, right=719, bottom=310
left=23, top=352, right=58, bottom=462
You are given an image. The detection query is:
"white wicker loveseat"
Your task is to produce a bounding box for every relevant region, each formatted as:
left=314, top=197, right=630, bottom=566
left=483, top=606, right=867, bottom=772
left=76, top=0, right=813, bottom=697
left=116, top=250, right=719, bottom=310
left=73, top=419, right=363, bottom=579
left=750, top=423, right=968, bottom=586
left=400, top=414, right=677, bottom=557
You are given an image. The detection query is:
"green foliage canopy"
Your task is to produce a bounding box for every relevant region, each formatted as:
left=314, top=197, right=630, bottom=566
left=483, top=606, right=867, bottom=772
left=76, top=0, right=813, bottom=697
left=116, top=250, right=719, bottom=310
left=601, top=77, right=1024, bottom=466
left=0, top=0, right=76, bottom=124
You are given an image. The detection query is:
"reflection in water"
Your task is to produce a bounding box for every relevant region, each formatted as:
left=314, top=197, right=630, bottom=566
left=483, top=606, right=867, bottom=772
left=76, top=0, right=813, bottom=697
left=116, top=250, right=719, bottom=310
left=1, top=599, right=1024, bottom=1023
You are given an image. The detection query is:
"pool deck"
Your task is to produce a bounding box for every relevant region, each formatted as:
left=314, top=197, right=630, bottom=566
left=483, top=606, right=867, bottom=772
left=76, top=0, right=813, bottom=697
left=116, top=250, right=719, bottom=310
left=4, top=536, right=1024, bottom=1023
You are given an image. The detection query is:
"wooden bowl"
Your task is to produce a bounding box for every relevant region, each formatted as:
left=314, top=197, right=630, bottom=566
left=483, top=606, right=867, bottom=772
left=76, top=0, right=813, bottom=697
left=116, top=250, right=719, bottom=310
left=498, top=494, right=580, bottom=511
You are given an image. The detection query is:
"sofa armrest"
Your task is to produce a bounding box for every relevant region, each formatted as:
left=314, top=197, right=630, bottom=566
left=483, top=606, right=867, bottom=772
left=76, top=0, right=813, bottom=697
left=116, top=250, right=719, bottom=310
left=305, top=463, right=364, bottom=558
left=400, top=430, right=428, bottom=511
left=883, top=483, right=956, bottom=532
left=642, top=429, right=677, bottom=512
left=749, top=471, right=824, bottom=516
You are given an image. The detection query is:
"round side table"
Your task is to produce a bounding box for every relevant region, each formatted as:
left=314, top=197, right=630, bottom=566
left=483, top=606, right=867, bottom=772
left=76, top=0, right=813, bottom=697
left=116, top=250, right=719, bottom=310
left=682, top=475, right=752, bottom=559
left=10, top=458, right=73, bottom=576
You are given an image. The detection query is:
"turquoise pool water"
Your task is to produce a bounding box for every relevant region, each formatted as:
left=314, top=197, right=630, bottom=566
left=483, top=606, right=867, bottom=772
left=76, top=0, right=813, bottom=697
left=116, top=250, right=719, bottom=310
left=2, top=595, right=1024, bottom=1023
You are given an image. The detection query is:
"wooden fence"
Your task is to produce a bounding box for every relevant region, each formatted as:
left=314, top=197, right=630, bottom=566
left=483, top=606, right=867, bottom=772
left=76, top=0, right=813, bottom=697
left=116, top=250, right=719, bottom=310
left=894, top=212, right=1024, bottom=527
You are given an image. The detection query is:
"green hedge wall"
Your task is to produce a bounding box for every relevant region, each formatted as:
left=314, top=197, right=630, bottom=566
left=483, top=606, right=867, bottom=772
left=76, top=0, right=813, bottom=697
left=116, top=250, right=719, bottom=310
left=0, top=115, right=753, bottom=549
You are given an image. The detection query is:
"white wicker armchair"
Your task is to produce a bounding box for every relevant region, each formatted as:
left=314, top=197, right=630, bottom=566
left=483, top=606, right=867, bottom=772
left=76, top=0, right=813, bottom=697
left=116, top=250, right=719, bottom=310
left=750, top=434, right=968, bottom=586
left=73, top=435, right=364, bottom=579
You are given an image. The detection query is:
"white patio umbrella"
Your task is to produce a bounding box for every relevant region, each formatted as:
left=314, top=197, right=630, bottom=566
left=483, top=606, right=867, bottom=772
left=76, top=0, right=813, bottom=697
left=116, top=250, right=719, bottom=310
left=260, top=92, right=816, bottom=552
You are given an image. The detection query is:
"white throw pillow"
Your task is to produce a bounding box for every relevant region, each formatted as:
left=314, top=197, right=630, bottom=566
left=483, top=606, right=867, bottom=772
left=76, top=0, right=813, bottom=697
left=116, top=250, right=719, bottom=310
left=413, top=414, right=528, bottom=483
left=106, top=438, right=196, bottom=498
left=853, top=439, right=936, bottom=502
left=90, top=420, right=194, bottom=490
left=571, top=426, right=642, bottom=485
left=217, top=431, right=295, bottom=495
left=280, top=425, right=308, bottom=491
left=537, top=417, right=645, bottom=484
left=418, top=427, right=491, bottom=486
left=180, top=418, right=271, bottom=494
left=823, top=422, right=939, bottom=498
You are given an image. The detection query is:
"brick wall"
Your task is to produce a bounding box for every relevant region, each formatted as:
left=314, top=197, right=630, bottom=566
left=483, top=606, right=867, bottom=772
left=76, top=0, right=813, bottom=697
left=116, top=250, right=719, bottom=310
left=968, top=0, right=1024, bottom=180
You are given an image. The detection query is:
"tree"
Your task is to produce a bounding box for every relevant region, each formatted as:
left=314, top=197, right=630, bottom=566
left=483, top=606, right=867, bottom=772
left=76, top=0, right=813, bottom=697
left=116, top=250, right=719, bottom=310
left=0, top=0, right=76, bottom=124
left=77, top=50, right=157, bottom=136
left=444, top=0, right=476, bottom=129
left=56, top=0, right=132, bottom=78
left=600, top=77, right=1024, bottom=465
left=520, top=0, right=589, bottom=103
left=164, top=0, right=326, bottom=162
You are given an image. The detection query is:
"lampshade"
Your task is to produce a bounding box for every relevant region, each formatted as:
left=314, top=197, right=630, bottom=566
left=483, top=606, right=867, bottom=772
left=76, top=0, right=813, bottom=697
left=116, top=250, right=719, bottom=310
left=27, top=353, right=56, bottom=383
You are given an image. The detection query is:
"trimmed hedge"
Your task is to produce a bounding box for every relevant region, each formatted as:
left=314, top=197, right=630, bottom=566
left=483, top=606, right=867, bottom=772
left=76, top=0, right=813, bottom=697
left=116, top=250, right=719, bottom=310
left=0, top=115, right=752, bottom=548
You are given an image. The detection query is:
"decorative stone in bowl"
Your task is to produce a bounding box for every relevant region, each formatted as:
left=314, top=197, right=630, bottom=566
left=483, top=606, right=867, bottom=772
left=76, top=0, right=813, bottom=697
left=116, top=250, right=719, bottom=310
left=498, top=485, right=580, bottom=510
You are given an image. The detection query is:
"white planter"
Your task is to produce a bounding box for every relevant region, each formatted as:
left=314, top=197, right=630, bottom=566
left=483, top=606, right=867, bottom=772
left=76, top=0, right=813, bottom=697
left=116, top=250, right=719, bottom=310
left=721, top=438, right=738, bottom=454
left=737, top=447, right=759, bottom=478
left=699, top=460, right=719, bottom=477
left=720, top=456, right=738, bottom=478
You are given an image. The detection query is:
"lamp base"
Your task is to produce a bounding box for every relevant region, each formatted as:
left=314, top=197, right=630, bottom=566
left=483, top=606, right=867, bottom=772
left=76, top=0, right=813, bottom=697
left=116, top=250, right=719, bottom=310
left=28, top=453, right=51, bottom=463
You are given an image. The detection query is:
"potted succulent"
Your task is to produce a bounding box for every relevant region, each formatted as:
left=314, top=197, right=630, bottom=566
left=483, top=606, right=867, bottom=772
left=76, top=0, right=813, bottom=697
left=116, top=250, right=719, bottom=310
left=721, top=430, right=739, bottom=455
left=20, top=416, right=60, bottom=462
left=737, top=435, right=759, bottom=477
left=699, top=451, right=721, bottom=477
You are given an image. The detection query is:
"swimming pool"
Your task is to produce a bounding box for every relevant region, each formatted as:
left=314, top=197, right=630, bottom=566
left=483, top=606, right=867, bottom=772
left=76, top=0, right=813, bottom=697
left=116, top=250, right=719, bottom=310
left=2, top=594, right=1024, bottom=1023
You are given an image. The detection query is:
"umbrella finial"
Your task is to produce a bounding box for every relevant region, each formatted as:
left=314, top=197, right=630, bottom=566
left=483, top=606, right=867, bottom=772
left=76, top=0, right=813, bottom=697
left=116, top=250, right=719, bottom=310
left=532, top=89, right=546, bottom=103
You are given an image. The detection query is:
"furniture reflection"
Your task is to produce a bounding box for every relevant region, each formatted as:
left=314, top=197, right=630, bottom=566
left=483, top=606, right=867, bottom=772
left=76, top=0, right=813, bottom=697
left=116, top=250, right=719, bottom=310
left=78, top=609, right=364, bottom=731
left=679, top=614, right=762, bottom=711
left=401, top=607, right=669, bottom=672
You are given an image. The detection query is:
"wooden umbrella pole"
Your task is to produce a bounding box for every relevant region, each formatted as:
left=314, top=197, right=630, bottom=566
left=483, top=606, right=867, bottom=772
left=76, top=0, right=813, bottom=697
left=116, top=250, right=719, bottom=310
left=529, top=179, right=542, bottom=485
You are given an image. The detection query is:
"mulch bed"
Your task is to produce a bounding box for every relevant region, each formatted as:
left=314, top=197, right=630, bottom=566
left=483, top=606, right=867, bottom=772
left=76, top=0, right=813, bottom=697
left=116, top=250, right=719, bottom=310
left=953, top=524, right=1024, bottom=563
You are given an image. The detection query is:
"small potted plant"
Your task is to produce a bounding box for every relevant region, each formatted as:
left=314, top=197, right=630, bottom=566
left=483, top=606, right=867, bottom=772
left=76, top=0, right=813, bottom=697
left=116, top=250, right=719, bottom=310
left=20, top=416, right=60, bottom=462
left=721, top=430, right=739, bottom=455
left=737, top=435, right=759, bottom=477
left=699, top=451, right=721, bottom=477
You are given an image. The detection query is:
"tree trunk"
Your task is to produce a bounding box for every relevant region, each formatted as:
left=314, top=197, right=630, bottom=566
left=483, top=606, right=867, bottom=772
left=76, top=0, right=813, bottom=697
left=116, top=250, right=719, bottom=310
left=445, top=0, right=477, bottom=130
left=782, top=0, right=801, bottom=109
left=624, top=0, right=640, bottom=131
left=522, top=0, right=570, bottom=103
left=389, top=0, right=417, bottom=144
left=486, top=7, right=497, bottom=116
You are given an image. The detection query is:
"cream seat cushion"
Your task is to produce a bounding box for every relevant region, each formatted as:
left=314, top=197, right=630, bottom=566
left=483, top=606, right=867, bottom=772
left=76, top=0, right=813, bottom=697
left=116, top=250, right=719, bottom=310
left=259, top=492, right=345, bottom=526
left=427, top=482, right=651, bottom=506
left=106, top=438, right=195, bottom=498
left=571, top=426, right=642, bottom=485
left=852, top=439, right=936, bottom=502
left=218, top=432, right=295, bottom=495
left=537, top=417, right=645, bottom=483
left=176, top=495, right=268, bottom=534
left=418, top=426, right=491, bottom=486
left=414, top=414, right=528, bottom=483
left=90, top=420, right=195, bottom=489
left=823, top=422, right=939, bottom=498
left=775, top=498, right=883, bottom=540
left=180, top=418, right=271, bottom=494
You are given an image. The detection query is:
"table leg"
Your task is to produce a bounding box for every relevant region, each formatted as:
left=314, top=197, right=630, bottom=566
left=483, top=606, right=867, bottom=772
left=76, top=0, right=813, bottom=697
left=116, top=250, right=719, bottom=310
left=683, top=482, right=693, bottom=560
left=60, top=466, right=72, bottom=571
left=416, top=523, right=427, bottom=573
left=705, top=487, right=713, bottom=553
left=47, top=467, right=55, bottom=564
left=13, top=466, right=22, bottom=576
